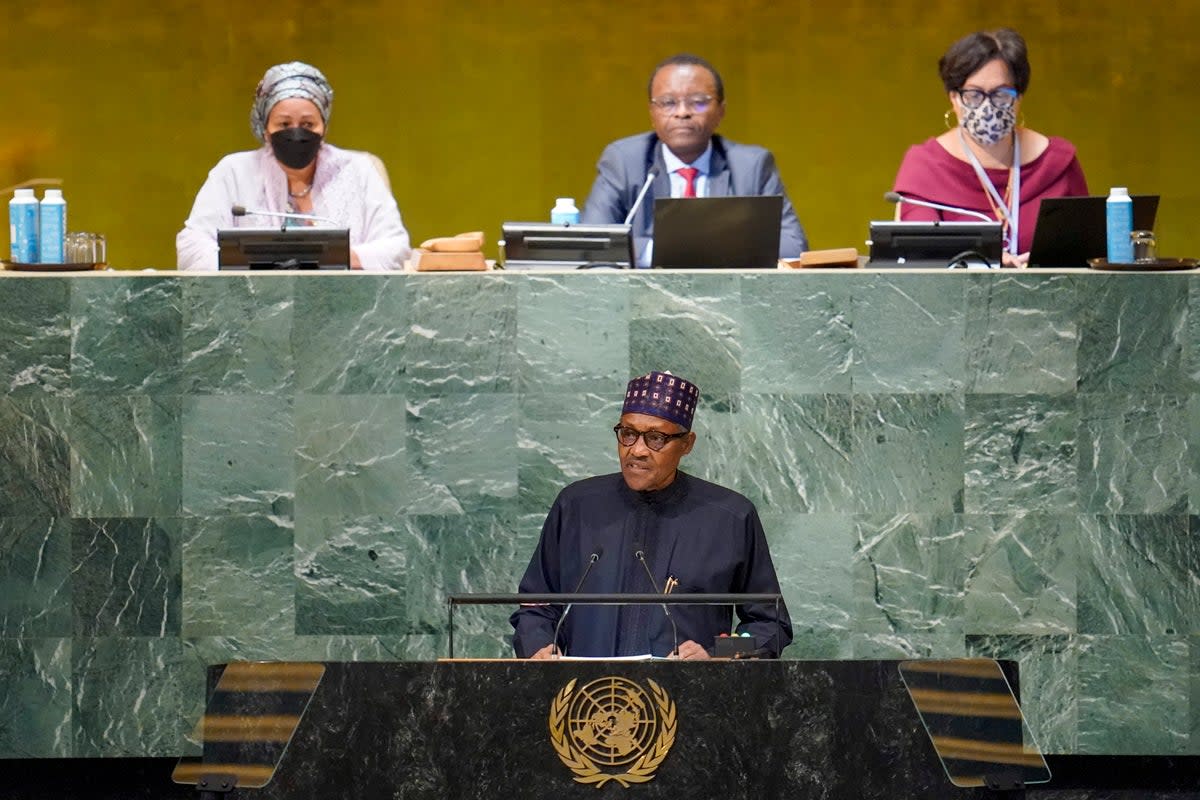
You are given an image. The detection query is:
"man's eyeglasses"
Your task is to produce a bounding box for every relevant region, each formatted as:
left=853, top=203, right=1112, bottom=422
left=956, top=87, right=1019, bottom=110
left=649, top=94, right=715, bottom=114
left=613, top=425, right=689, bottom=451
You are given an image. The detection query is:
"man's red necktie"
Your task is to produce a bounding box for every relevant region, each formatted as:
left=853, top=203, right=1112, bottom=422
left=676, top=167, right=699, bottom=198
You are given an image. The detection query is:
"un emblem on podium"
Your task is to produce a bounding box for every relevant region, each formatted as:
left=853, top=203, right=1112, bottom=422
left=549, top=676, right=677, bottom=788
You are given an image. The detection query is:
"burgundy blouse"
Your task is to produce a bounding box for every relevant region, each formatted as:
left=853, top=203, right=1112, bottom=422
left=891, top=135, right=1089, bottom=254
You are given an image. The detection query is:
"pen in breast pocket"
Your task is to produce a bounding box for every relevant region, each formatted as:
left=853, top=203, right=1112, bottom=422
left=664, top=575, right=678, bottom=595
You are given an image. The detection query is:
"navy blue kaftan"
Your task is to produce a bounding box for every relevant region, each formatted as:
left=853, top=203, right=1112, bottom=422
left=510, top=471, right=792, bottom=658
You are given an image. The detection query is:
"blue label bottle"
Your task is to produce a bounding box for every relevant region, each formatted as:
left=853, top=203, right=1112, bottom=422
left=39, top=188, right=67, bottom=264
left=9, top=188, right=39, bottom=263
left=551, top=197, right=580, bottom=225
left=1105, top=187, right=1133, bottom=264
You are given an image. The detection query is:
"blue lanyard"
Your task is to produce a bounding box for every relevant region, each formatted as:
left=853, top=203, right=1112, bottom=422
left=958, top=127, right=1021, bottom=255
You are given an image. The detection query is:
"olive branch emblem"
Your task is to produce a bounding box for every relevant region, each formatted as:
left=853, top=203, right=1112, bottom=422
left=549, top=677, right=677, bottom=788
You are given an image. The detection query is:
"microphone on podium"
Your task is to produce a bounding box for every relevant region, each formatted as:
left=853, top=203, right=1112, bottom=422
left=634, top=549, right=679, bottom=657
left=623, top=167, right=661, bottom=226
left=231, top=203, right=339, bottom=228
left=551, top=546, right=604, bottom=657
left=883, top=191, right=994, bottom=223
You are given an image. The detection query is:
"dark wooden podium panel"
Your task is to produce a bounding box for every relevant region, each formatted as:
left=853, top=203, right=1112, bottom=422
left=205, top=660, right=1004, bottom=800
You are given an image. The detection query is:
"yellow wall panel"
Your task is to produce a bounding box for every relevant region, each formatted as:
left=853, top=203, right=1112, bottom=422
left=3, top=1, right=1197, bottom=267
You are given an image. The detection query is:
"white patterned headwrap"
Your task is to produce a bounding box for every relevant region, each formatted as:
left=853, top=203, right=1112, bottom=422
left=250, top=61, right=334, bottom=142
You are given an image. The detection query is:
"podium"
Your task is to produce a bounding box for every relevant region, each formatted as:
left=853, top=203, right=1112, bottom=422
left=176, top=660, right=1039, bottom=799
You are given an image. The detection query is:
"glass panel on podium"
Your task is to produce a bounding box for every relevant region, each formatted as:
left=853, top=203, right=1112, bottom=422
left=172, top=661, right=324, bottom=791
left=899, top=659, right=1050, bottom=789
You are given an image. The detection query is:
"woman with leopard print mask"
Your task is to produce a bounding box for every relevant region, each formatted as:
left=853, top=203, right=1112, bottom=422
left=891, top=28, right=1089, bottom=268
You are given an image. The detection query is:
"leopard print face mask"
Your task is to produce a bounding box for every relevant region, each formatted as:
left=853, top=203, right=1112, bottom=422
left=962, top=100, right=1016, bottom=146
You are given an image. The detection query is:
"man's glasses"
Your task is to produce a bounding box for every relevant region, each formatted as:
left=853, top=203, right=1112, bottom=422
left=649, top=94, right=715, bottom=114
left=956, top=87, right=1019, bottom=109
left=613, top=425, right=689, bottom=451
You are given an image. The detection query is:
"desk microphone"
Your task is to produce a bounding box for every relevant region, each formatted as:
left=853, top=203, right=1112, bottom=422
left=883, top=191, right=995, bottom=223
left=231, top=204, right=339, bottom=227
left=623, top=167, right=661, bottom=226
left=634, top=549, right=679, bottom=657
left=551, top=546, right=604, bottom=657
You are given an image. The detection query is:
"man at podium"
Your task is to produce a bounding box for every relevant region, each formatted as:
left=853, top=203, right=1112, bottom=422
left=510, top=371, right=792, bottom=660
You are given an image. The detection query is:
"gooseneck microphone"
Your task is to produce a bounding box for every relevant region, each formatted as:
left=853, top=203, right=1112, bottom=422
left=551, top=546, right=604, bottom=657
left=231, top=203, right=339, bottom=229
left=883, top=191, right=995, bottom=223
left=623, top=167, right=661, bottom=226
left=634, top=549, right=679, bottom=658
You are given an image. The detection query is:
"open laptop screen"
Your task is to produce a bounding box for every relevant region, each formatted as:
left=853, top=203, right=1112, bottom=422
left=651, top=195, right=782, bottom=269
left=1028, top=195, right=1159, bottom=268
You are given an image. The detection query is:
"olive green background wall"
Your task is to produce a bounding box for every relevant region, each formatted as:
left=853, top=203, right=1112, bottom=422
left=3, top=1, right=1198, bottom=268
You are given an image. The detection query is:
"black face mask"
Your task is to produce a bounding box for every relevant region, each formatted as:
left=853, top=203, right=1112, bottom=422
left=269, top=127, right=322, bottom=169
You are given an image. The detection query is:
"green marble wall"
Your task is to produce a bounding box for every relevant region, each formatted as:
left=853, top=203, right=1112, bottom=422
left=0, top=270, right=1197, bottom=759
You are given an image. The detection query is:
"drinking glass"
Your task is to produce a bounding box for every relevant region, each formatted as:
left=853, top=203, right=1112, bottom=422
left=1130, top=230, right=1157, bottom=264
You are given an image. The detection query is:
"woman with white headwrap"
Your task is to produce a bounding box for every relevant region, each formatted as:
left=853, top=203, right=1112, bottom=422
left=176, top=61, right=410, bottom=270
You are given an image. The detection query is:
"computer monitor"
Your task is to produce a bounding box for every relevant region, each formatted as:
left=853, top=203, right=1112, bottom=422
left=500, top=222, right=634, bottom=270
left=217, top=227, right=351, bottom=270
left=868, top=221, right=1004, bottom=268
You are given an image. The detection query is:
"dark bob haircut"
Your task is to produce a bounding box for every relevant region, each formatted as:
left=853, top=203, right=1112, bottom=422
left=938, top=28, right=1031, bottom=95
left=647, top=53, right=725, bottom=103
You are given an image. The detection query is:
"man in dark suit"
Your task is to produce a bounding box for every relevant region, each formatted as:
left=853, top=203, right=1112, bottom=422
left=580, top=54, right=807, bottom=265
left=510, top=370, right=793, bottom=660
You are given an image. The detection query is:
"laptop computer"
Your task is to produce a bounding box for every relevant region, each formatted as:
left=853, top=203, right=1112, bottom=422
left=1028, top=195, right=1159, bottom=268
left=651, top=195, right=782, bottom=269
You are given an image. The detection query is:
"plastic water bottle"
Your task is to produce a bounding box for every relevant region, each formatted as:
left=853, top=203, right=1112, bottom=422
left=39, top=188, right=67, bottom=264
left=1105, top=187, right=1133, bottom=264
left=551, top=197, right=580, bottom=225
left=9, top=188, right=39, bottom=263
